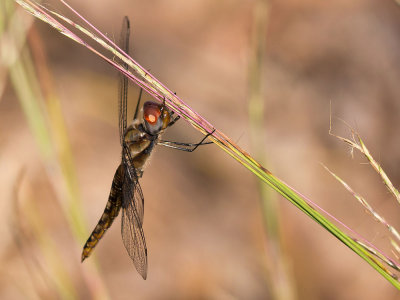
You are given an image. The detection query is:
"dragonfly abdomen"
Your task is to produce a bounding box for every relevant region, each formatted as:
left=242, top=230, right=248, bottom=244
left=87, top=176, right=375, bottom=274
left=81, top=164, right=124, bottom=262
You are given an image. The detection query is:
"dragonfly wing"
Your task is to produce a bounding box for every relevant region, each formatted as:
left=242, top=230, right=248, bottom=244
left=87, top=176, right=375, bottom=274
left=118, top=16, right=130, bottom=145
left=121, top=146, right=147, bottom=279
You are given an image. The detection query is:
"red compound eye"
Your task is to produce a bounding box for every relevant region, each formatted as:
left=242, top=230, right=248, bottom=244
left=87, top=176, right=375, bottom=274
left=143, top=102, right=161, bottom=124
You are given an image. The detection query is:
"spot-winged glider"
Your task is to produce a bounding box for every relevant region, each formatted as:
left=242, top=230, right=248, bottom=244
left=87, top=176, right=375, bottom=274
left=81, top=17, right=213, bottom=279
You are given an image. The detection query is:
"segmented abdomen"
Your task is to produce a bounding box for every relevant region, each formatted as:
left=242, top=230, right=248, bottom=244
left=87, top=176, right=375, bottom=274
left=81, top=164, right=124, bottom=262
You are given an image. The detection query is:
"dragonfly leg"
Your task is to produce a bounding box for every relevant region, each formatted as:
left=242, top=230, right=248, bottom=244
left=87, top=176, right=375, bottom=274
left=158, top=129, right=215, bottom=152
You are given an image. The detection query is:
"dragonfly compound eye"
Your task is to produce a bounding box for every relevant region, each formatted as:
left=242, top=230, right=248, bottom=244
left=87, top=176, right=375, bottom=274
left=143, top=102, right=161, bottom=125
left=143, top=101, right=165, bottom=135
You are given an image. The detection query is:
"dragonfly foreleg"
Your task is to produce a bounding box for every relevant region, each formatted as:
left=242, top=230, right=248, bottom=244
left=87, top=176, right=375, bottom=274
left=158, top=129, right=215, bottom=152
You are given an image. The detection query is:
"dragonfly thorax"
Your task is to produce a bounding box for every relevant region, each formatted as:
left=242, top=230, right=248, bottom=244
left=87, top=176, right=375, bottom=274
left=121, top=101, right=171, bottom=176
left=143, top=101, right=171, bottom=136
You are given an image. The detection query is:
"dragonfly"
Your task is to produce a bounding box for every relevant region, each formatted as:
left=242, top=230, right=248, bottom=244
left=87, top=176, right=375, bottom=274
left=81, top=16, right=214, bottom=279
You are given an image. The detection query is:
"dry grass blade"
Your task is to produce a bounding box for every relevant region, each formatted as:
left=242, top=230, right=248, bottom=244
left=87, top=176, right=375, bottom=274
left=329, top=119, right=400, bottom=205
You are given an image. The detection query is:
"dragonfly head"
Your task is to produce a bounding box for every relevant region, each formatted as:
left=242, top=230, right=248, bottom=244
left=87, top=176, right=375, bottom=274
left=143, top=101, right=171, bottom=135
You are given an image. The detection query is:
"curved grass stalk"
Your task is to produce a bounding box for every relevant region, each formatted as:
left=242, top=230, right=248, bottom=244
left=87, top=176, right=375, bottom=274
left=14, top=0, right=400, bottom=289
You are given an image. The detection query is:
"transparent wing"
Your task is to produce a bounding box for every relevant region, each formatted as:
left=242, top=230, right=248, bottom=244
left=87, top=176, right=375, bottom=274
left=121, top=144, right=147, bottom=279
left=118, top=16, right=130, bottom=145
left=122, top=144, right=144, bottom=221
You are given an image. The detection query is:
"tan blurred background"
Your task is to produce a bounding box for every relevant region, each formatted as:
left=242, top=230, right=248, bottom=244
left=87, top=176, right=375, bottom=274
left=2, top=0, right=400, bottom=299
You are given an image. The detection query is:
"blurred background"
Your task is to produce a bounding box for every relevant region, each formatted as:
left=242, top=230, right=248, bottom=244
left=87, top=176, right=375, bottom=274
left=2, top=0, right=400, bottom=299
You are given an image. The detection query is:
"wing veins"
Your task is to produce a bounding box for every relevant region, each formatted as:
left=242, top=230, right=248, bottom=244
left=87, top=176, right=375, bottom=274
left=121, top=143, right=147, bottom=279
left=118, top=16, right=130, bottom=145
